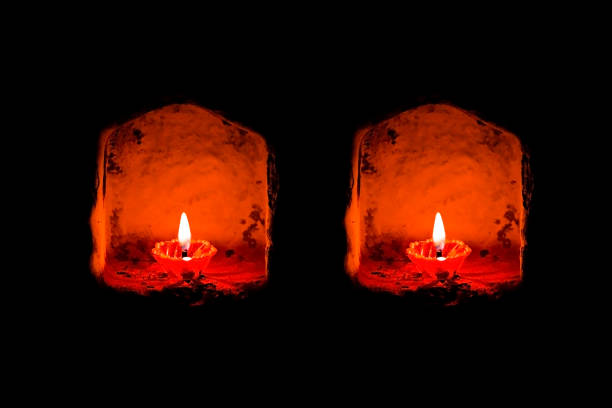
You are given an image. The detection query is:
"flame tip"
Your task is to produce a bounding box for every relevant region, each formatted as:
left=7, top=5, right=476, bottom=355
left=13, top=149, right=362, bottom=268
left=178, top=212, right=191, bottom=250
left=432, top=212, right=446, bottom=249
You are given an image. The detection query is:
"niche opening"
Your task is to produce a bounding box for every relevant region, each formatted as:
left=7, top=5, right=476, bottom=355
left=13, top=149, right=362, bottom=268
left=91, top=104, right=276, bottom=302
left=345, top=104, right=531, bottom=302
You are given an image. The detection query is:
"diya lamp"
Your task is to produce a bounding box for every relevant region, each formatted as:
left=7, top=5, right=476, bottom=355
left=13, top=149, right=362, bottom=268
left=406, top=212, right=471, bottom=280
left=151, top=212, right=217, bottom=280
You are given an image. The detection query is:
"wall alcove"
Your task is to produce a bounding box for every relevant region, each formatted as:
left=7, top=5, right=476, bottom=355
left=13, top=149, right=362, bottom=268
left=345, top=104, right=532, bottom=302
left=90, top=104, right=277, bottom=303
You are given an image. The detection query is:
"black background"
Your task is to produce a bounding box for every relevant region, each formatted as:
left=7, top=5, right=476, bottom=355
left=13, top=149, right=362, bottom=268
left=53, top=46, right=566, bottom=367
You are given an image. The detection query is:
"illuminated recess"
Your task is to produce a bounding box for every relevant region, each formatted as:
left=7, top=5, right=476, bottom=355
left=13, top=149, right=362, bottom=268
left=90, top=104, right=276, bottom=299
left=345, top=104, right=531, bottom=298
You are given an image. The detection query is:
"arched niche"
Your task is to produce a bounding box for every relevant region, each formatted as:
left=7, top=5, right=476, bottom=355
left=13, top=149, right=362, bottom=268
left=345, top=104, right=531, bottom=299
left=91, top=104, right=276, bottom=299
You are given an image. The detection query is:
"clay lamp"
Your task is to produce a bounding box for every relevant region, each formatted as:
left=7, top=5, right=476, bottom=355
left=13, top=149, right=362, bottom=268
left=151, top=212, right=217, bottom=280
left=406, top=212, right=471, bottom=281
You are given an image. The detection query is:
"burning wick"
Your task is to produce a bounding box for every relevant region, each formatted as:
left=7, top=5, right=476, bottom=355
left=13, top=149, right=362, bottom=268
left=433, top=212, right=446, bottom=261
left=178, top=212, right=191, bottom=261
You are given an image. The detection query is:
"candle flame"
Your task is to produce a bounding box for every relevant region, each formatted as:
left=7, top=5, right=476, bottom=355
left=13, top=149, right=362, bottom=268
left=433, top=212, right=445, bottom=251
left=178, top=212, right=191, bottom=251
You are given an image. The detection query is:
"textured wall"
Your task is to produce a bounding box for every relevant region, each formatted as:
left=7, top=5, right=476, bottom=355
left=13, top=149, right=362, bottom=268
left=91, top=104, right=270, bottom=275
left=347, top=104, right=524, bottom=274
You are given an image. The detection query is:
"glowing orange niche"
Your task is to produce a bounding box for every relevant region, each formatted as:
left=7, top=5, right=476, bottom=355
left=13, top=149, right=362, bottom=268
left=90, top=104, right=276, bottom=300
left=345, top=104, right=531, bottom=300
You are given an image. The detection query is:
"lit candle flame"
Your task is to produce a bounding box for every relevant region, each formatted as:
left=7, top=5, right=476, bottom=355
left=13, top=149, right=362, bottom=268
left=178, top=212, right=191, bottom=252
left=433, top=212, right=445, bottom=252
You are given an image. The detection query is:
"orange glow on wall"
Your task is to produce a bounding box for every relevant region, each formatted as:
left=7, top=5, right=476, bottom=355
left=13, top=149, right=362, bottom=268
left=90, top=104, right=276, bottom=300
left=345, top=104, right=531, bottom=300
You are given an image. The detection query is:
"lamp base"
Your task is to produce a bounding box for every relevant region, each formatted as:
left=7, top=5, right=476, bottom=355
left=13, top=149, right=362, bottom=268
left=406, top=239, right=471, bottom=279
left=152, top=239, right=217, bottom=280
